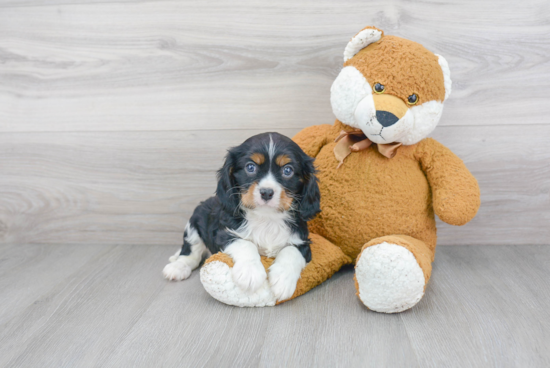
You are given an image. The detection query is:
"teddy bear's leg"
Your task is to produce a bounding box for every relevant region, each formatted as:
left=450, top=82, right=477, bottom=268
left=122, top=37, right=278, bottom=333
left=200, top=233, right=352, bottom=307
left=354, top=235, right=434, bottom=313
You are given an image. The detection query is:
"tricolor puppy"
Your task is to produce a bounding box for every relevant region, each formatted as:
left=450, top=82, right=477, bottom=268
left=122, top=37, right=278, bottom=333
left=163, top=132, right=320, bottom=301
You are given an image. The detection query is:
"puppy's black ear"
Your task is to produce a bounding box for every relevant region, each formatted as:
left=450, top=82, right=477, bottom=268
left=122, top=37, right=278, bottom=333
left=216, top=149, right=240, bottom=213
left=299, top=156, right=321, bottom=221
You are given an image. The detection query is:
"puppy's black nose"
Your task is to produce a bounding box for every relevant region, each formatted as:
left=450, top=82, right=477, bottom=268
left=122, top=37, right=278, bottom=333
left=376, top=110, right=399, bottom=127
left=260, top=188, right=274, bottom=201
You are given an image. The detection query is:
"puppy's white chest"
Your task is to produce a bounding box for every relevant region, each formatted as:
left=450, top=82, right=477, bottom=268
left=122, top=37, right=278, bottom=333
left=240, top=209, right=294, bottom=258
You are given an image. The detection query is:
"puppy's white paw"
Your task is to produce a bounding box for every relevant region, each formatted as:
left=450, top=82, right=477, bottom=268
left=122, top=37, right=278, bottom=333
left=163, top=261, right=192, bottom=281
left=268, top=262, right=300, bottom=302
left=231, top=260, right=267, bottom=292
left=168, top=254, right=179, bottom=263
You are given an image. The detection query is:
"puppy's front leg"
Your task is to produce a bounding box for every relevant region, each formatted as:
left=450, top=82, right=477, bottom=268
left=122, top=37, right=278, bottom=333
left=224, top=239, right=267, bottom=293
left=268, top=246, right=306, bottom=301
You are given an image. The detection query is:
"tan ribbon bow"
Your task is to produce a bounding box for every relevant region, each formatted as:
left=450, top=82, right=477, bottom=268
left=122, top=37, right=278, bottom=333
left=334, top=129, right=402, bottom=169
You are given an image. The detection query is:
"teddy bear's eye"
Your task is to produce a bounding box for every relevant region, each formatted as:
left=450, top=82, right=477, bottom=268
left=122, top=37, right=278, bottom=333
left=407, top=93, right=419, bottom=105
left=373, top=83, right=385, bottom=94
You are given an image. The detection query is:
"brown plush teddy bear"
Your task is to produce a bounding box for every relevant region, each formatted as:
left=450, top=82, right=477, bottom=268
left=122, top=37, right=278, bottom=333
left=200, top=26, right=480, bottom=313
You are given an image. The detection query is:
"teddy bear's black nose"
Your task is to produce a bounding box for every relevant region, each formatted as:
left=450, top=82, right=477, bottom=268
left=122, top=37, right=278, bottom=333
left=376, top=111, right=399, bottom=127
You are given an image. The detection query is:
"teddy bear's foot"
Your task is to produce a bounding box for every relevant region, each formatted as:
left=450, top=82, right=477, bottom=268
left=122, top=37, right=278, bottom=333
left=355, top=243, right=424, bottom=313
left=354, top=235, right=433, bottom=313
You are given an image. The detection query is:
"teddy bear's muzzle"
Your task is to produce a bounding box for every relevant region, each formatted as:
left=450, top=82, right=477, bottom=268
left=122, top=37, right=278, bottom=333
left=372, top=93, right=408, bottom=128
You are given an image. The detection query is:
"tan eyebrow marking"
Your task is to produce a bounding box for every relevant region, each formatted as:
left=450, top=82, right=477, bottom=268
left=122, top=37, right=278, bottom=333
left=276, top=154, right=291, bottom=167
left=250, top=153, right=265, bottom=165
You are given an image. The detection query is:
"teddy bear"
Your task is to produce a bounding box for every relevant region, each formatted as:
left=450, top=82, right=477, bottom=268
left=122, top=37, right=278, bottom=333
left=200, top=26, right=480, bottom=313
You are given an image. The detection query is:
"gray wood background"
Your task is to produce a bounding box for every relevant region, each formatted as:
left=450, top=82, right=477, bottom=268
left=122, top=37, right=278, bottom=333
left=1, top=0, right=549, bottom=246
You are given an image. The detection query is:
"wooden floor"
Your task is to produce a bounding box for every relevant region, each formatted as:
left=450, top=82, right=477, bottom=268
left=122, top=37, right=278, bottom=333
left=0, top=244, right=548, bottom=368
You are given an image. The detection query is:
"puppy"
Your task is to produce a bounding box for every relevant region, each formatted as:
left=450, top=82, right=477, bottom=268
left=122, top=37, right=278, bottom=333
left=162, top=132, right=321, bottom=301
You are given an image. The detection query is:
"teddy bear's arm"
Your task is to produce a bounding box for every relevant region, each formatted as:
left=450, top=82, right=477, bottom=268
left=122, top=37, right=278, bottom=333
left=416, top=138, right=480, bottom=226
left=292, top=124, right=332, bottom=158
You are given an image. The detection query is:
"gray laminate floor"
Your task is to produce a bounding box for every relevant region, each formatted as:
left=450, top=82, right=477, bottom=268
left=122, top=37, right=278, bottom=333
left=0, top=244, right=548, bottom=368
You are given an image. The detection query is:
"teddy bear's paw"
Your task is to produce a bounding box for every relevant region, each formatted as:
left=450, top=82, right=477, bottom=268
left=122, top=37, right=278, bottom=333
left=200, top=261, right=277, bottom=307
left=163, top=260, right=192, bottom=281
left=355, top=242, right=425, bottom=313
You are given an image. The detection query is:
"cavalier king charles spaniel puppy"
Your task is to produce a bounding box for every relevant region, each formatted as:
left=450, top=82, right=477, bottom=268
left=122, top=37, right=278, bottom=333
left=162, top=132, right=320, bottom=301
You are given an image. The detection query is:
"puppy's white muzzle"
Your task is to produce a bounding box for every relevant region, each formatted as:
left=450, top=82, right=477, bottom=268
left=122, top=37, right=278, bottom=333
left=253, top=173, right=282, bottom=209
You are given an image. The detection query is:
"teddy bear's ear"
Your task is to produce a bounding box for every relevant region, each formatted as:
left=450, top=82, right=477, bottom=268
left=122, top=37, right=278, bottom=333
left=343, top=26, right=384, bottom=62
left=435, top=54, right=452, bottom=100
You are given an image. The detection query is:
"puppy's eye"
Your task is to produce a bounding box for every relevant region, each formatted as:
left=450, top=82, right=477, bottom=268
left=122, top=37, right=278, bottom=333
left=373, top=83, right=385, bottom=94
left=245, top=162, right=257, bottom=174
left=282, top=165, right=294, bottom=178
left=407, top=93, right=419, bottom=105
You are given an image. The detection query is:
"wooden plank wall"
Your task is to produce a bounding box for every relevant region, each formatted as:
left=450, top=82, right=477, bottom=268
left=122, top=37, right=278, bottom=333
left=1, top=0, right=549, bottom=246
